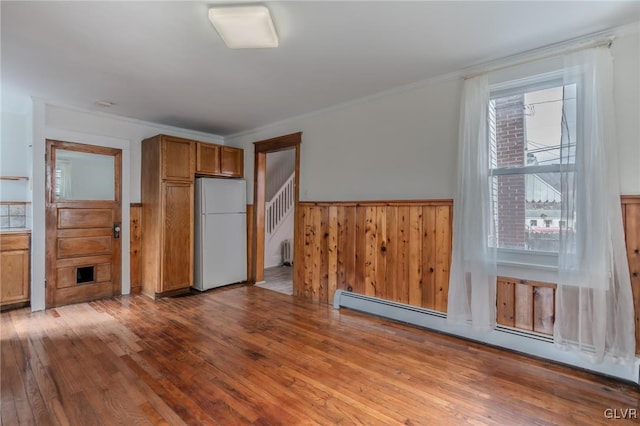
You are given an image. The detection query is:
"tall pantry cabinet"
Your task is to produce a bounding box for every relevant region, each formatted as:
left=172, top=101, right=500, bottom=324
left=141, top=135, right=195, bottom=298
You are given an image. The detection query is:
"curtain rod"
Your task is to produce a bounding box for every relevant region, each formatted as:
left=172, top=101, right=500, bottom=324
left=464, top=38, right=614, bottom=80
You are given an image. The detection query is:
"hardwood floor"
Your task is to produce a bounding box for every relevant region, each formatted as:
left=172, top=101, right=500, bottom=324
left=2, top=285, right=639, bottom=425
left=257, top=266, right=293, bottom=295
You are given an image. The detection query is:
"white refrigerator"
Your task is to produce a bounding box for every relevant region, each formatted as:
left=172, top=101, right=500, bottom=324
left=194, top=178, right=247, bottom=291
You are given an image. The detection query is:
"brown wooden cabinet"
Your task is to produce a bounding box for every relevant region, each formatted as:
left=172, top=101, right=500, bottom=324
left=159, top=181, right=193, bottom=292
left=196, top=142, right=244, bottom=178
left=161, top=136, right=195, bottom=181
left=196, top=142, right=221, bottom=175
left=0, top=231, right=30, bottom=307
left=220, top=146, right=244, bottom=177
left=141, top=135, right=195, bottom=298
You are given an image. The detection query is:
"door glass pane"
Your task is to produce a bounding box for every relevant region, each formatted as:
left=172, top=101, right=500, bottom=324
left=55, top=149, right=115, bottom=200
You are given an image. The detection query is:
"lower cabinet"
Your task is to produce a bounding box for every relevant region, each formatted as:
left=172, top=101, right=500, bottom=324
left=0, top=232, right=30, bottom=307
left=160, top=181, right=194, bottom=293
left=141, top=180, right=194, bottom=297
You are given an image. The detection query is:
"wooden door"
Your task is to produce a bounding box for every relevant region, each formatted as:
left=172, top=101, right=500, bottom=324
left=45, top=140, right=122, bottom=308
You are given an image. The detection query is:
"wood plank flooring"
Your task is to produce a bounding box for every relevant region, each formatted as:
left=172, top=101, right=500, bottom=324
left=2, top=285, right=639, bottom=425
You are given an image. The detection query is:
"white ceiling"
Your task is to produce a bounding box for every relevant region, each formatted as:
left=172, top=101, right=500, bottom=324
left=2, top=1, right=639, bottom=136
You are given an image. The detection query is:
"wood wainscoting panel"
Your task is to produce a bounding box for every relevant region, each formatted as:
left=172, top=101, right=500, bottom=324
left=294, top=200, right=453, bottom=309
left=496, top=277, right=556, bottom=335
left=622, top=195, right=640, bottom=354
left=246, top=204, right=254, bottom=283
left=515, top=282, right=534, bottom=331
left=130, top=203, right=142, bottom=293
left=496, top=278, right=516, bottom=327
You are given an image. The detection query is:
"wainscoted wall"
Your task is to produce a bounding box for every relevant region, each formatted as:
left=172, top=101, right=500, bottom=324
left=293, top=200, right=452, bottom=311
left=246, top=204, right=254, bottom=283
left=130, top=203, right=142, bottom=294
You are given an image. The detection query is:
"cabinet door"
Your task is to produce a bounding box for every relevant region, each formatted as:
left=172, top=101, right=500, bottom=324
left=160, top=181, right=194, bottom=292
left=196, top=143, right=221, bottom=175
left=220, top=147, right=244, bottom=177
left=0, top=249, right=29, bottom=304
left=161, top=137, right=194, bottom=181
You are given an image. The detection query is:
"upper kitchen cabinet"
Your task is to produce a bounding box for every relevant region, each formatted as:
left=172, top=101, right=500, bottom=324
left=155, top=135, right=195, bottom=181
left=220, top=146, right=244, bottom=177
left=196, top=142, right=244, bottom=178
left=196, top=142, right=221, bottom=175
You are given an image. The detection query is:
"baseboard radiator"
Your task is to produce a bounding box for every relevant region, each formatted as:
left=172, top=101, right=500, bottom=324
left=333, top=290, right=558, bottom=341
left=333, top=290, right=446, bottom=322
left=282, top=239, right=293, bottom=266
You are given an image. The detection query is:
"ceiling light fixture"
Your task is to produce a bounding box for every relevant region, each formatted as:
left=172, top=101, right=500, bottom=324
left=208, top=5, right=278, bottom=49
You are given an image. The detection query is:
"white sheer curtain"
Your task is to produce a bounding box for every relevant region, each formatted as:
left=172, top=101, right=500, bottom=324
left=554, top=47, right=635, bottom=363
left=447, top=75, right=497, bottom=331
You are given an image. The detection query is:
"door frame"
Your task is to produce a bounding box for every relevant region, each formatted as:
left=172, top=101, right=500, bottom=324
left=251, top=132, right=301, bottom=284
left=31, top=124, right=131, bottom=311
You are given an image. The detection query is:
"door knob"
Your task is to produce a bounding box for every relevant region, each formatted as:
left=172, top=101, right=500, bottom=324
left=113, top=223, right=121, bottom=239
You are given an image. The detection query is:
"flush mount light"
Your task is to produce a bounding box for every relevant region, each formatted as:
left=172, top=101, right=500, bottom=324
left=208, top=5, right=278, bottom=49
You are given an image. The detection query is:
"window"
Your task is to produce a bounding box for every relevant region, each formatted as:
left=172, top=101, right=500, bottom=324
left=489, top=80, right=576, bottom=255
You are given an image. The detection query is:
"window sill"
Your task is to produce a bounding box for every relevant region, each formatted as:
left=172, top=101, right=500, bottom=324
left=496, top=260, right=558, bottom=283
left=497, top=260, right=557, bottom=271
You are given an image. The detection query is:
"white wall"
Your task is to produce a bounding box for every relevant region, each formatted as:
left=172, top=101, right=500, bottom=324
left=227, top=30, right=640, bottom=203
left=228, top=76, right=461, bottom=203
left=613, top=32, right=640, bottom=195
left=0, top=111, right=31, bottom=201
left=29, top=102, right=225, bottom=311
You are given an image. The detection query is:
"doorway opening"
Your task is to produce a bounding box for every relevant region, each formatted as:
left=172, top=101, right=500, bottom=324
left=251, top=132, right=301, bottom=296
left=256, top=148, right=295, bottom=295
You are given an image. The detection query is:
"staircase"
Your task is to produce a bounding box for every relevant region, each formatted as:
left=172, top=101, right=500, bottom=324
left=265, top=173, right=295, bottom=267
